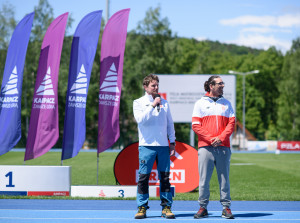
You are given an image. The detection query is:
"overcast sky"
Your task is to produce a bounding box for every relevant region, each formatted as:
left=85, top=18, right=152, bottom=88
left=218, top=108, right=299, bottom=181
left=4, top=0, right=300, bottom=53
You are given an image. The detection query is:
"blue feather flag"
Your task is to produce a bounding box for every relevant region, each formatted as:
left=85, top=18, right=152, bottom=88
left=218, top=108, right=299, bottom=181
left=62, top=10, right=102, bottom=160
left=0, top=12, right=34, bottom=156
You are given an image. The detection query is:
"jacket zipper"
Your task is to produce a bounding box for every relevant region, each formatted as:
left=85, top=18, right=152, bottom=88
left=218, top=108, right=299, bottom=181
left=215, top=102, right=218, bottom=134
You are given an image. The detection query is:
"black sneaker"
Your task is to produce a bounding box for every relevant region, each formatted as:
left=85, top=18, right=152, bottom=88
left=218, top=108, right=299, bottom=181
left=194, top=207, right=208, bottom=218
left=222, top=207, right=234, bottom=219
left=134, top=206, right=147, bottom=219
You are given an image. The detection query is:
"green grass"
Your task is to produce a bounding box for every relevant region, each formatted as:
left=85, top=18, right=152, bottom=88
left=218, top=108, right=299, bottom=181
left=0, top=151, right=299, bottom=201
left=0, top=150, right=118, bottom=185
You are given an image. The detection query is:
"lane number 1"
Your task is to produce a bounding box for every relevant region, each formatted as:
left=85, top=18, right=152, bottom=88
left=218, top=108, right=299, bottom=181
left=5, top=172, right=15, bottom=187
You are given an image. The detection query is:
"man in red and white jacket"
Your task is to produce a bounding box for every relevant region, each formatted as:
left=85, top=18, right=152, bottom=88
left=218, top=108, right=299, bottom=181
left=192, top=75, right=235, bottom=219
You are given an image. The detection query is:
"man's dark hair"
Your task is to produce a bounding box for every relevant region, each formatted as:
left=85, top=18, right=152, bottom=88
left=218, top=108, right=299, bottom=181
left=204, top=75, right=221, bottom=92
left=143, top=74, right=159, bottom=86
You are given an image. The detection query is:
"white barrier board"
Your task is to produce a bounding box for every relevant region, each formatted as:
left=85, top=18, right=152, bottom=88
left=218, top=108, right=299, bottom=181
left=71, top=185, right=175, bottom=198
left=157, top=74, right=236, bottom=123
left=0, top=165, right=71, bottom=196
left=248, top=141, right=278, bottom=151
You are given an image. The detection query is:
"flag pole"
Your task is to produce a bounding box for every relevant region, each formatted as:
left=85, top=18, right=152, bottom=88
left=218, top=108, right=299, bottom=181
left=97, top=152, right=99, bottom=185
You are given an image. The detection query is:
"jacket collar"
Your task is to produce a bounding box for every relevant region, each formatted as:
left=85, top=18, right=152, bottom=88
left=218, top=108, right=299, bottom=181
left=204, top=92, right=223, bottom=102
left=144, top=92, right=154, bottom=102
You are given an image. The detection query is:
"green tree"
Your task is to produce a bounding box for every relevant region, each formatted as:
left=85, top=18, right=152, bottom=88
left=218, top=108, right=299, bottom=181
left=252, top=47, right=283, bottom=139
left=167, top=38, right=199, bottom=74
left=277, top=38, right=300, bottom=140
left=0, top=3, right=16, bottom=82
left=31, top=0, right=54, bottom=41
left=227, top=47, right=283, bottom=140
left=2, top=0, right=298, bottom=148
left=0, top=2, right=16, bottom=49
left=120, top=6, right=175, bottom=147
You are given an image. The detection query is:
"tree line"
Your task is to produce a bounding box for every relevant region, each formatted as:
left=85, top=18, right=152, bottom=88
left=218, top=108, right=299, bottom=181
left=0, top=0, right=299, bottom=150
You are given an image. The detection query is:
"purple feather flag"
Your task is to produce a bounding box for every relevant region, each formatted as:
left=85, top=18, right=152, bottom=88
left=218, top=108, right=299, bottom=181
left=25, top=13, right=68, bottom=161
left=97, top=9, right=130, bottom=153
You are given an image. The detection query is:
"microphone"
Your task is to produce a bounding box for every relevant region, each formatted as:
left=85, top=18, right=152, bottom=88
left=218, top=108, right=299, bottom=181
left=154, top=94, right=160, bottom=112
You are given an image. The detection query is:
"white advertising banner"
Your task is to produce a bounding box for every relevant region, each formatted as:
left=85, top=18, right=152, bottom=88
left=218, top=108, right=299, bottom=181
left=248, top=141, right=278, bottom=151
left=248, top=141, right=268, bottom=151
left=157, top=75, right=236, bottom=123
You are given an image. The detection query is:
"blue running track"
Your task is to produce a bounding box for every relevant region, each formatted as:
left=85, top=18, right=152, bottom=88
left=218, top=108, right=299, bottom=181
left=0, top=199, right=299, bottom=222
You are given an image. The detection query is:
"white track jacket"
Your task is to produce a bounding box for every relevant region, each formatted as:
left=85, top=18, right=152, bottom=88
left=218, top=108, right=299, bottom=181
left=133, top=93, right=176, bottom=146
left=192, top=93, right=235, bottom=148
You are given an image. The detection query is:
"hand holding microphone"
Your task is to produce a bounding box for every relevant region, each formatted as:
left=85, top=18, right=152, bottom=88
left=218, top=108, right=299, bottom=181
left=153, top=94, right=161, bottom=112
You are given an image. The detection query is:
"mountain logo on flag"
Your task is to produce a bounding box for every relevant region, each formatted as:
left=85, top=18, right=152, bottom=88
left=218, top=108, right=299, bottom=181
left=99, top=63, right=119, bottom=93
left=70, top=64, right=88, bottom=95
left=2, top=66, right=19, bottom=95
left=36, top=67, right=55, bottom=96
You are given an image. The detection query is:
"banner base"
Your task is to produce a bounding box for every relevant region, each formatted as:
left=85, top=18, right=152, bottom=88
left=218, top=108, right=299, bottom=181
left=71, top=185, right=175, bottom=198
left=0, top=165, right=71, bottom=196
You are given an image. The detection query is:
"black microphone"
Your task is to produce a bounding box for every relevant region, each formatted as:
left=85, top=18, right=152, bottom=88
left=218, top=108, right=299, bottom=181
left=154, top=94, right=160, bottom=112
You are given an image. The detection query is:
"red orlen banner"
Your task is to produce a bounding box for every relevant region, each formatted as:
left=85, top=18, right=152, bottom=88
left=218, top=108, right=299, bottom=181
left=114, top=141, right=199, bottom=193
left=277, top=141, right=300, bottom=151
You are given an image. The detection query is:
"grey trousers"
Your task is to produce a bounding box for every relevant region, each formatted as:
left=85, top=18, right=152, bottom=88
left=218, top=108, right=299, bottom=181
left=198, top=146, right=231, bottom=209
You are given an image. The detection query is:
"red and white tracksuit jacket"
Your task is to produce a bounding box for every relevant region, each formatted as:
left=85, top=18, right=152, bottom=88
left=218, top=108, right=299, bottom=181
left=192, top=93, right=235, bottom=148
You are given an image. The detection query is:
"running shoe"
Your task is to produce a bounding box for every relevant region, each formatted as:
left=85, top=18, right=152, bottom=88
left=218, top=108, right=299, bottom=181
left=222, top=207, right=234, bottom=219
left=194, top=207, right=208, bottom=218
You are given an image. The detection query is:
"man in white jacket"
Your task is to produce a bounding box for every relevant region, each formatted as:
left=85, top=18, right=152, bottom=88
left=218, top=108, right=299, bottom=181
left=133, top=74, right=176, bottom=219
